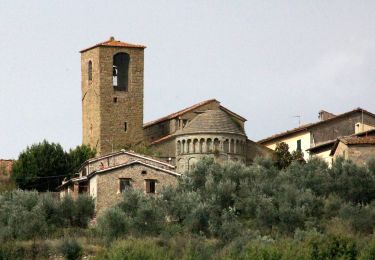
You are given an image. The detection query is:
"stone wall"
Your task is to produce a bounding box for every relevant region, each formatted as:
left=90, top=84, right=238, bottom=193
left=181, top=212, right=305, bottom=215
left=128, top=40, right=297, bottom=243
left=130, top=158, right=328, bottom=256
left=94, top=163, right=178, bottom=213
left=245, top=139, right=273, bottom=163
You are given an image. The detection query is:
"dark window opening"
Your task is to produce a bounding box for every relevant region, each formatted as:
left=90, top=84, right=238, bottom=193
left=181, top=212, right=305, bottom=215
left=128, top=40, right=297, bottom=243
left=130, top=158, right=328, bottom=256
left=297, top=140, right=302, bottom=151
left=119, top=178, right=131, bottom=193
left=124, top=122, right=128, bottom=132
left=141, top=170, right=147, bottom=175
left=113, top=97, right=118, bottom=103
left=88, top=61, right=92, bottom=81
left=146, top=180, right=156, bottom=194
left=113, top=53, right=130, bottom=91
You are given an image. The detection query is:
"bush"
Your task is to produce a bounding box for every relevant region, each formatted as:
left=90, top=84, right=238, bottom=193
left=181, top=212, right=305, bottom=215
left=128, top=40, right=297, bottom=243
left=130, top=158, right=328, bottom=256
left=97, top=207, right=129, bottom=241
left=59, top=238, right=83, bottom=260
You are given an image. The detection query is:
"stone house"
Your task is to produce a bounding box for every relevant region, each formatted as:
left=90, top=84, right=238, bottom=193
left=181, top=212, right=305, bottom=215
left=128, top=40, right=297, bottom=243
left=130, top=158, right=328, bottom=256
left=258, top=109, right=375, bottom=163
left=58, top=150, right=179, bottom=213
left=329, top=136, right=375, bottom=166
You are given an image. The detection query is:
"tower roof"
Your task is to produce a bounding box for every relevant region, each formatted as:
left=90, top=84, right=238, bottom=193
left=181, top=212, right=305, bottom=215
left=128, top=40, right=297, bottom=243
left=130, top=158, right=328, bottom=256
left=80, top=36, right=146, bottom=53
left=178, top=109, right=246, bottom=136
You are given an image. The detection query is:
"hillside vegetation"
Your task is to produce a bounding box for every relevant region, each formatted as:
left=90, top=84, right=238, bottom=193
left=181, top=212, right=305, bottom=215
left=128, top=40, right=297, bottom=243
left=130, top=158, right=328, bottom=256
left=0, top=156, right=375, bottom=259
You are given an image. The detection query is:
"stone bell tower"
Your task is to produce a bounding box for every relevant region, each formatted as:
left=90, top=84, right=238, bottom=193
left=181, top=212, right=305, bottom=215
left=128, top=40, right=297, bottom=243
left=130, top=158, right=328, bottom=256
left=80, top=37, right=146, bottom=155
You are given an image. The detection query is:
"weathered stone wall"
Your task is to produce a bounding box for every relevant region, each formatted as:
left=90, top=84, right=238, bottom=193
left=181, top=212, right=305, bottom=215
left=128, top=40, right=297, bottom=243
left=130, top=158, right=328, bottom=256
left=95, top=164, right=178, bottom=213
left=347, top=145, right=375, bottom=166
left=81, top=46, right=144, bottom=155
left=310, top=112, right=375, bottom=146
left=151, top=137, right=176, bottom=163
left=334, top=142, right=349, bottom=160
left=245, top=139, right=273, bottom=164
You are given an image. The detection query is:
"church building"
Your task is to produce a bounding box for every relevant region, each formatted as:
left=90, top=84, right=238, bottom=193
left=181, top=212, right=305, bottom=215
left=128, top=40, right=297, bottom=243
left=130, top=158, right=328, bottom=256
left=59, top=37, right=272, bottom=212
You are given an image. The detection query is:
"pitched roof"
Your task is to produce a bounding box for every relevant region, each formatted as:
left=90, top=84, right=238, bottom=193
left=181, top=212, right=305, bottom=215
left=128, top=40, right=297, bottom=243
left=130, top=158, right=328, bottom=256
left=143, top=99, right=219, bottom=128
left=341, top=136, right=375, bottom=145
left=78, top=149, right=175, bottom=172
left=80, top=37, right=146, bottom=53
left=258, top=108, right=375, bottom=144
left=150, top=134, right=175, bottom=145
left=178, top=109, right=246, bottom=136
left=90, top=160, right=180, bottom=177
left=330, top=136, right=375, bottom=156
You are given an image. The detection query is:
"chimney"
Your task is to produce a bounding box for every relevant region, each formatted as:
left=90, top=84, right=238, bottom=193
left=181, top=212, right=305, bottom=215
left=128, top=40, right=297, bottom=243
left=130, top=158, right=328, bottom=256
left=318, top=110, right=336, bottom=121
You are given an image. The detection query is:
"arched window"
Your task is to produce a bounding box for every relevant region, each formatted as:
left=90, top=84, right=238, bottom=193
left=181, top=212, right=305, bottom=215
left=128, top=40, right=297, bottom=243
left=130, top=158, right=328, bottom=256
left=88, top=61, right=93, bottom=81
left=113, top=53, right=130, bottom=91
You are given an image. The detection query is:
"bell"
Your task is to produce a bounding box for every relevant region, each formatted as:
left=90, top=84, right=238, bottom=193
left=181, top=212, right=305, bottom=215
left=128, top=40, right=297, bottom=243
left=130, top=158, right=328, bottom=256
left=113, top=66, right=117, bottom=76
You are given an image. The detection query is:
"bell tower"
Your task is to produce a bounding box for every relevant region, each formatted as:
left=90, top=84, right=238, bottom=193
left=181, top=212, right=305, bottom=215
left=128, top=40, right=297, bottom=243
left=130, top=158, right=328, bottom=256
left=80, top=37, right=146, bottom=155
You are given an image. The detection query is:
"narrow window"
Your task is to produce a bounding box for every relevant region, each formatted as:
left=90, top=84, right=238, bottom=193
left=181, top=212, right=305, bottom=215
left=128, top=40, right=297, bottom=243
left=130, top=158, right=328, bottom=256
left=124, top=122, right=128, bottom=132
left=146, top=180, right=156, bottom=194
left=113, top=53, right=130, bottom=91
left=297, top=140, right=302, bottom=151
left=88, top=61, right=92, bottom=81
left=113, top=97, right=118, bottom=103
left=119, top=178, right=131, bottom=193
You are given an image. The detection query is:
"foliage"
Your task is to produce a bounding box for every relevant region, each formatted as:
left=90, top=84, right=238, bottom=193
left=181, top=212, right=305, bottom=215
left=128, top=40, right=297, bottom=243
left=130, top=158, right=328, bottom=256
left=59, top=238, right=83, bottom=260
left=274, top=142, right=305, bottom=169
left=0, top=190, right=94, bottom=241
left=11, top=141, right=96, bottom=191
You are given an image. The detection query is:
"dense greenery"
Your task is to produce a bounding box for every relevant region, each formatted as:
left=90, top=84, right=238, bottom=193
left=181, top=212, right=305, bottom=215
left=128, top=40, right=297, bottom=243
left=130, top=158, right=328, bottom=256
left=11, top=141, right=96, bottom=191
left=0, top=191, right=94, bottom=241
left=94, top=156, right=375, bottom=259
left=1, top=155, right=375, bottom=259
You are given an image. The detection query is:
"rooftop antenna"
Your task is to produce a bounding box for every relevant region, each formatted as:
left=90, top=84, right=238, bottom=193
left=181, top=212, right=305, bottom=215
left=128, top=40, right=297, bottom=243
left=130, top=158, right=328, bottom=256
left=293, top=115, right=301, bottom=127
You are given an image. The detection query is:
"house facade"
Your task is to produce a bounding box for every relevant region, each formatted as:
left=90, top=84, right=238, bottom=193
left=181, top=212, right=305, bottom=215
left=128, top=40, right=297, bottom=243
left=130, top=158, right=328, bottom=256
left=58, top=150, right=179, bottom=213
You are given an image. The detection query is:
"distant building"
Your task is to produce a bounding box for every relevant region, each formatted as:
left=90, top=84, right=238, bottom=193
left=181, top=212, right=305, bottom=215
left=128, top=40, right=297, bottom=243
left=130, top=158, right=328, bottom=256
left=258, top=108, right=375, bottom=163
left=58, top=150, right=179, bottom=213
left=0, top=159, right=13, bottom=180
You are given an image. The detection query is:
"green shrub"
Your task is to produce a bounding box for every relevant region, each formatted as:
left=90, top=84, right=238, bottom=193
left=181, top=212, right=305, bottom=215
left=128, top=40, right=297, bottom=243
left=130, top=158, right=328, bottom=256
left=97, top=207, right=129, bottom=241
left=59, top=238, right=83, bottom=260
left=96, top=238, right=171, bottom=260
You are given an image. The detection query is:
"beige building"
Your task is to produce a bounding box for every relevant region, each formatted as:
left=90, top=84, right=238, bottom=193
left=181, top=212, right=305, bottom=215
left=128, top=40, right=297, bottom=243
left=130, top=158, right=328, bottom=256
left=258, top=109, right=375, bottom=163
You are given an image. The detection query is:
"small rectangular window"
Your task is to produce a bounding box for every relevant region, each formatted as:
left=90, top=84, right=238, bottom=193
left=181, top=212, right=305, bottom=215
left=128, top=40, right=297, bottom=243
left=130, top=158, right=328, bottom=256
left=119, top=178, right=131, bottom=193
left=124, top=122, right=128, bottom=132
left=113, top=97, right=118, bottom=103
left=297, top=140, right=302, bottom=151
left=146, top=179, right=156, bottom=194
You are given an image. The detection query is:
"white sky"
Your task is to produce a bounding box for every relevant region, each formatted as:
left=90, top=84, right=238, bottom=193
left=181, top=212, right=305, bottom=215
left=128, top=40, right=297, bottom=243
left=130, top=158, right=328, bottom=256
left=1, top=0, right=375, bottom=159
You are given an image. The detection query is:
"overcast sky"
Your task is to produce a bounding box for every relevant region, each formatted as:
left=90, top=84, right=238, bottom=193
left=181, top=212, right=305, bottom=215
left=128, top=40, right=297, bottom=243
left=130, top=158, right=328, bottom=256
left=1, top=1, right=375, bottom=159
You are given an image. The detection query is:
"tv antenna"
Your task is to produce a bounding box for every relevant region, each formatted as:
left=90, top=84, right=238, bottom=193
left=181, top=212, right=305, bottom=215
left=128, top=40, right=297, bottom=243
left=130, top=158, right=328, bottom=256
left=293, top=115, right=301, bottom=126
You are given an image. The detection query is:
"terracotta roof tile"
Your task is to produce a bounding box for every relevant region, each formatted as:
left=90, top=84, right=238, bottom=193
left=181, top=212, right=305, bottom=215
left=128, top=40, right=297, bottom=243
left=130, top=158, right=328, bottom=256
left=80, top=37, right=146, bottom=53
left=143, top=99, right=218, bottom=128
left=150, top=134, right=175, bottom=145
left=341, top=136, right=375, bottom=145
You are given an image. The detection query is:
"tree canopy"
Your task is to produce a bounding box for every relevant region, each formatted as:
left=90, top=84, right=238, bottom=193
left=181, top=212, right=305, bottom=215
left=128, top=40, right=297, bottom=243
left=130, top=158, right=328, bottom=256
left=11, top=141, right=96, bottom=191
